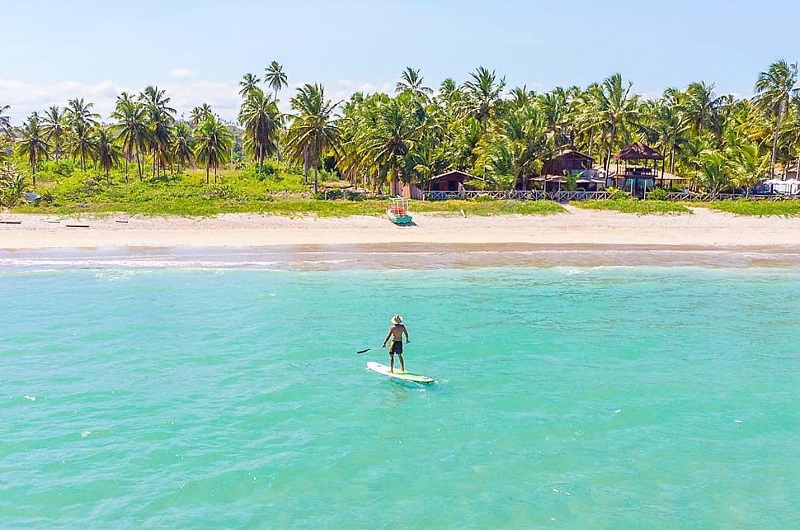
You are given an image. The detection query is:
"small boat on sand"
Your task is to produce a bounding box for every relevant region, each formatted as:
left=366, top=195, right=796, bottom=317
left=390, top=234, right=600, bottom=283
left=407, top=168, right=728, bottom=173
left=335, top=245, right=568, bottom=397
left=387, top=197, right=412, bottom=225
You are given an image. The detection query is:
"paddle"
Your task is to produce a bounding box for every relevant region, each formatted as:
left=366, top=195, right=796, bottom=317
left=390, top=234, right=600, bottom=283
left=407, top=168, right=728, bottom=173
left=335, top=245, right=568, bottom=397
left=356, top=348, right=372, bottom=354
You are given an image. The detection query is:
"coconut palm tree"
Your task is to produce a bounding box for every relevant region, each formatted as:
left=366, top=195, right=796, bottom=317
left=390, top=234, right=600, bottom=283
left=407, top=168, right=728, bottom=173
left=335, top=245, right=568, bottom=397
left=264, top=61, right=288, bottom=99
left=94, top=126, right=121, bottom=178
left=361, top=97, right=418, bottom=195
left=395, top=67, right=433, bottom=97
left=65, top=97, right=99, bottom=128
left=193, top=116, right=232, bottom=183
left=64, top=98, right=100, bottom=171
left=683, top=81, right=725, bottom=139
left=239, top=73, right=261, bottom=98
left=755, top=59, right=798, bottom=177
left=111, top=93, right=149, bottom=181
left=462, top=66, right=506, bottom=132
left=16, top=112, right=49, bottom=185
left=595, top=74, right=639, bottom=171
left=173, top=122, right=194, bottom=171
left=41, top=106, right=66, bottom=162
left=238, top=88, right=281, bottom=171
left=0, top=104, right=13, bottom=136
left=284, top=83, right=340, bottom=193
left=67, top=121, right=96, bottom=171
left=189, top=103, right=214, bottom=126
left=139, top=86, right=176, bottom=177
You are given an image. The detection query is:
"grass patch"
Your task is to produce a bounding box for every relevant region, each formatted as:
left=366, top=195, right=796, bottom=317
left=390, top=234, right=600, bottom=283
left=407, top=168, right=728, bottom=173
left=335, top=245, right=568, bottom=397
left=414, top=200, right=564, bottom=216
left=700, top=199, right=800, bottom=217
left=574, top=198, right=691, bottom=214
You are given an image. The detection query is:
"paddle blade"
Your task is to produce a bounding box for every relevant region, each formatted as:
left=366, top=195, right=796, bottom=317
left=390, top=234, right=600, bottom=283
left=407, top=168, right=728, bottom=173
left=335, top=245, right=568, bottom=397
left=356, top=348, right=371, bottom=354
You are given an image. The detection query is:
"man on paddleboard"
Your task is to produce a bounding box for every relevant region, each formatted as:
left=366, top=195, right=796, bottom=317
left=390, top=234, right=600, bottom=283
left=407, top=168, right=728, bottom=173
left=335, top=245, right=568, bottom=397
left=382, top=314, right=410, bottom=373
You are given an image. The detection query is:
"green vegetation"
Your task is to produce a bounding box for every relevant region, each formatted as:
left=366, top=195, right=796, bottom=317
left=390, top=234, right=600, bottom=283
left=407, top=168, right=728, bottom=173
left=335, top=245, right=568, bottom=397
left=701, top=199, right=800, bottom=217
left=575, top=198, right=692, bottom=215
left=2, top=59, right=800, bottom=216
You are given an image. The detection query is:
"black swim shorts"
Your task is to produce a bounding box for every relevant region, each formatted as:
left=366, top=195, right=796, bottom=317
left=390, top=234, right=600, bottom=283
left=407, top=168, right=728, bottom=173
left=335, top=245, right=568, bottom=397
left=389, top=340, right=403, bottom=355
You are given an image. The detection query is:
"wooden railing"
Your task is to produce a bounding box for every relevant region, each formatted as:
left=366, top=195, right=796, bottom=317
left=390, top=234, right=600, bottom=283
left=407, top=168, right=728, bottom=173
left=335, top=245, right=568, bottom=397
left=662, top=192, right=793, bottom=202
left=422, top=190, right=612, bottom=201
left=553, top=190, right=613, bottom=202
left=422, top=189, right=800, bottom=203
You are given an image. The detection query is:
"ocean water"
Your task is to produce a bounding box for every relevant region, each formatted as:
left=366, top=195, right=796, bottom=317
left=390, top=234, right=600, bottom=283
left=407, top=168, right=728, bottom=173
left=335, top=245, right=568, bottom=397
left=1, top=264, right=799, bottom=528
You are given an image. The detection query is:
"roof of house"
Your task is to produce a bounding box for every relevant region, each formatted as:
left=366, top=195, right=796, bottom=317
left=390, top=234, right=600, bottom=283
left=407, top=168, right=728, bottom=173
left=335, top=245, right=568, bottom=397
left=426, top=170, right=474, bottom=182
left=550, top=149, right=594, bottom=162
left=613, top=142, right=664, bottom=161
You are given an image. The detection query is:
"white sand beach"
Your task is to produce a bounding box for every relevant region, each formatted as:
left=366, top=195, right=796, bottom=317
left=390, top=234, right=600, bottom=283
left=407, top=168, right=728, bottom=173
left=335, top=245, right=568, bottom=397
left=1, top=206, right=800, bottom=251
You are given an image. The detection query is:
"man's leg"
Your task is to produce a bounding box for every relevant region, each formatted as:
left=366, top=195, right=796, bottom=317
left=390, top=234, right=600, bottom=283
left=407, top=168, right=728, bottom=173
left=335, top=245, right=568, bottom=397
left=398, top=354, right=405, bottom=372
left=389, top=352, right=394, bottom=373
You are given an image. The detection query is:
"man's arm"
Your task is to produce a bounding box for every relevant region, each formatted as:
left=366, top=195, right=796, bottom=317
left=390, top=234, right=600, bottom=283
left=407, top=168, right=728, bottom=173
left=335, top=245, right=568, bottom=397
left=403, top=326, right=410, bottom=343
left=382, top=329, right=392, bottom=347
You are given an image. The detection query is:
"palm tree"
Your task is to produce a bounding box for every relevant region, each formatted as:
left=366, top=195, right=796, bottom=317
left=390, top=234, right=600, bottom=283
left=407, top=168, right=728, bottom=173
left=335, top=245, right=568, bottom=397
left=284, top=83, right=340, bottom=193
left=41, top=106, right=66, bottom=162
left=264, top=61, right=288, bottom=99
left=172, top=122, right=194, bottom=171
left=595, top=74, right=639, bottom=171
left=189, top=103, right=214, bottom=126
left=683, top=81, right=724, bottom=137
left=395, top=67, right=433, bottom=97
left=111, top=93, right=149, bottom=181
left=64, top=98, right=100, bottom=171
left=755, top=59, right=798, bottom=177
left=16, top=112, right=49, bottom=185
left=362, top=97, right=418, bottom=195
left=239, top=73, right=261, bottom=98
left=139, top=86, right=176, bottom=177
left=238, top=88, right=281, bottom=171
left=65, top=97, right=99, bottom=128
left=94, top=127, right=121, bottom=178
left=67, top=121, right=96, bottom=171
left=0, top=104, right=12, bottom=136
left=463, top=66, right=506, bottom=133
left=193, top=116, right=232, bottom=183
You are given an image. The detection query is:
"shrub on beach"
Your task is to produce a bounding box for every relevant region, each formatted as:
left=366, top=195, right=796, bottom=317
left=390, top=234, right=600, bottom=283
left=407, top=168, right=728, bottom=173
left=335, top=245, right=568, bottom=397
left=646, top=188, right=669, bottom=201
left=0, top=163, right=28, bottom=207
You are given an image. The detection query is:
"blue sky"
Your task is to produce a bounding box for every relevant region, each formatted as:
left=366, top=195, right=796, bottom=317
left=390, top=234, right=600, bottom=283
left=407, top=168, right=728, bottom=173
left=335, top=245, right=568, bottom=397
left=2, top=0, right=799, bottom=123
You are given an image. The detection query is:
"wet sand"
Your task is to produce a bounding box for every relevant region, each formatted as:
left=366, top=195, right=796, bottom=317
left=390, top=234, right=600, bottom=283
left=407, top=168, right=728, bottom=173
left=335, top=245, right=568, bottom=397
left=2, top=207, right=800, bottom=269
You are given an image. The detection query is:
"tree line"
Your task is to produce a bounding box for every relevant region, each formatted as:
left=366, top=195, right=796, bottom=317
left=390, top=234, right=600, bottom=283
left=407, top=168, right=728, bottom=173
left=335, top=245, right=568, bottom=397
left=1, top=59, right=798, bottom=195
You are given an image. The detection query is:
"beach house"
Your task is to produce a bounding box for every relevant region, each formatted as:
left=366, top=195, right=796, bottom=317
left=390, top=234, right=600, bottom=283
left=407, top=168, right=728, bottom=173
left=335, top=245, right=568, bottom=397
left=404, top=170, right=474, bottom=199
left=533, top=149, right=604, bottom=191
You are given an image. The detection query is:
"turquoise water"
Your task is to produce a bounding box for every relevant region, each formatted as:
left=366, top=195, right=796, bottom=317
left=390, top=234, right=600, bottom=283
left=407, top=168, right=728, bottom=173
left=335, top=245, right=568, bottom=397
left=1, top=265, right=799, bottom=528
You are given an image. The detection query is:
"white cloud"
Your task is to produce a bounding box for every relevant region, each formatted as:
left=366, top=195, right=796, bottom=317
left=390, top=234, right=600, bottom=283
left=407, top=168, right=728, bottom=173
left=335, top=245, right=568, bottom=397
left=0, top=77, right=402, bottom=125
left=0, top=78, right=241, bottom=125
left=169, top=68, right=198, bottom=79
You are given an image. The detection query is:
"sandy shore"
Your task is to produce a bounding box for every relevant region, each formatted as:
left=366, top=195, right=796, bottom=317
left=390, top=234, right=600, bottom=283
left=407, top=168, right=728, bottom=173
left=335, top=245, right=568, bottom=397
left=2, top=206, right=800, bottom=268
left=2, top=206, right=800, bottom=248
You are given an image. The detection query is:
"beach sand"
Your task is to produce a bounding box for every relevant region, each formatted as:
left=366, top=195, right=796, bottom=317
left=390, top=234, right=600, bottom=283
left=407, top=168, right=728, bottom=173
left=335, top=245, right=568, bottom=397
left=2, top=206, right=800, bottom=268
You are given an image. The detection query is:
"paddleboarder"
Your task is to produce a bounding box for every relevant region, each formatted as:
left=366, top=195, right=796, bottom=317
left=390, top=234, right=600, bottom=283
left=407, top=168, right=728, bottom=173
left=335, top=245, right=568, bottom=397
left=382, top=314, right=410, bottom=373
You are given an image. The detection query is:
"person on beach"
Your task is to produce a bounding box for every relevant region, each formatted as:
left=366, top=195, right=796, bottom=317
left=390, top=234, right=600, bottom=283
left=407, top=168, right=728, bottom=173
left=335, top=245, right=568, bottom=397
left=382, top=314, right=410, bottom=373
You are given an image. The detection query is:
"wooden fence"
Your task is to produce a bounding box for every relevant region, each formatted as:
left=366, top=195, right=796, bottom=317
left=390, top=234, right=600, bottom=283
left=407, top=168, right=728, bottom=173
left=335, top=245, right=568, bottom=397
left=422, top=190, right=799, bottom=203
left=422, top=190, right=612, bottom=202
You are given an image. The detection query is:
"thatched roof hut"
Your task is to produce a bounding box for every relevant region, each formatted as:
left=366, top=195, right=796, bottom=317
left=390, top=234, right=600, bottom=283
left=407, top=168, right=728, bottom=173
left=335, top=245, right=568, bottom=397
left=613, top=142, right=664, bottom=161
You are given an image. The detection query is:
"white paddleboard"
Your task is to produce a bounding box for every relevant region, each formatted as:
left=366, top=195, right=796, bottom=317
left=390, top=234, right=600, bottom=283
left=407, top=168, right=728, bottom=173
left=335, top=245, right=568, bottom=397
left=366, top=361, right=434, bottom=384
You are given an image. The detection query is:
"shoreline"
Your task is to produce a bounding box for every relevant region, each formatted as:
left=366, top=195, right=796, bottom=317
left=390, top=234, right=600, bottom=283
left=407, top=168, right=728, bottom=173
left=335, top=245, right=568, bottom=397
left=3, top=207, right=800, bottom=269
left=2, top=244, right=800, bottom=270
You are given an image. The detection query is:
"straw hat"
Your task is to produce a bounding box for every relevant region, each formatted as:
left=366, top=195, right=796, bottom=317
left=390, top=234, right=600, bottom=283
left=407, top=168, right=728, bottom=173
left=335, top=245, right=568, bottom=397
left=391, top=314, right=403, bottom=325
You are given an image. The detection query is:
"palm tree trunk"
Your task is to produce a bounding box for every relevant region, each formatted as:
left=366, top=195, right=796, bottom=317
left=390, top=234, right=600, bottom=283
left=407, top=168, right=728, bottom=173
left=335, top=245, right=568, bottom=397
left=770, top=101, right=784, bottom=178
left=124, top=149, right=130, bottom=182
left=206, top=164, right=210, bottom=184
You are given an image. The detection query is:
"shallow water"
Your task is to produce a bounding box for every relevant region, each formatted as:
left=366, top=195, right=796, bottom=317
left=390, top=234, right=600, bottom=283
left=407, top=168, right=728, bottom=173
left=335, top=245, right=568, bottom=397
left=1, top=266, right=799, bottom=528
